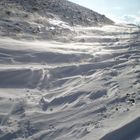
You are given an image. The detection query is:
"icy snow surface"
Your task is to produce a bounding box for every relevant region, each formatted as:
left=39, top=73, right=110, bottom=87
left=0, top=24, right=140, bottom=140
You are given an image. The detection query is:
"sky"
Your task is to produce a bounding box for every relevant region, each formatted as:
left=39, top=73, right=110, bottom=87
left=69, top=0, right=140, bottom=24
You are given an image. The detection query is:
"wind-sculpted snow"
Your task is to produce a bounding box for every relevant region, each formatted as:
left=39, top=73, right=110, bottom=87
left=0, top=24, right=140, bottom=140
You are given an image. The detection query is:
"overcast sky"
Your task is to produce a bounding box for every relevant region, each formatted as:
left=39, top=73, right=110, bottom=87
left=69, top=0, right=140, bottom=24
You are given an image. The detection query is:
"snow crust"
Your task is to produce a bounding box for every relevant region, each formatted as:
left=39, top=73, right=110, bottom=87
left=0, top=24, right=140, bottom=140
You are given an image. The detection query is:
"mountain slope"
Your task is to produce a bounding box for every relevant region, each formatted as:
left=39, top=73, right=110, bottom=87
left=0, top=0, right=114, bottom=40
left=14, top=0, right=113, bottom=26
left=0, top=24, right=140, bottom=140
left=0, top=1, right=140, bottom=140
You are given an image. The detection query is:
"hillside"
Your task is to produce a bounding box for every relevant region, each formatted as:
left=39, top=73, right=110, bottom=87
left=0, top=0, right=114, bottom=40
left=0, top=24, right=140, bottom=140
left=0, top=1, right=140, bottom=140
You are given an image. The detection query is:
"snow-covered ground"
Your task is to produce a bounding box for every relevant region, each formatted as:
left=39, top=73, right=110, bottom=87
left=0, top=24, right=140, bottom=140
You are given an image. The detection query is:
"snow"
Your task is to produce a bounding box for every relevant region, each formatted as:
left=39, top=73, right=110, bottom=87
left=0, top=24, right=140, bottom=140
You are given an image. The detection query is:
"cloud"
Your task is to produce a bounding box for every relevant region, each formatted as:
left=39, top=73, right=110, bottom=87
left=107, top=14, right=140, bottom=25
left=120, top=15, right=140, bottom=24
